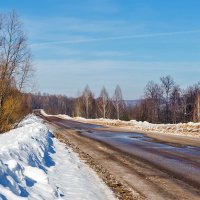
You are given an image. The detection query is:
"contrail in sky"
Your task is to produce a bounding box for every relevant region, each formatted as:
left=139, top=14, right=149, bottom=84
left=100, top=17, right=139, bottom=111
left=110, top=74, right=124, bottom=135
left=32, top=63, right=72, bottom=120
left=31, top=29, right=200, bottom=47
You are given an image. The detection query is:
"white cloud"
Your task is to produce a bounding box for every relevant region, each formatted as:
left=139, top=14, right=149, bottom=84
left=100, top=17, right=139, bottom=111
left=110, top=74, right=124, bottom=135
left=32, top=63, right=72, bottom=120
left=30, top=28, right=200, bottom=47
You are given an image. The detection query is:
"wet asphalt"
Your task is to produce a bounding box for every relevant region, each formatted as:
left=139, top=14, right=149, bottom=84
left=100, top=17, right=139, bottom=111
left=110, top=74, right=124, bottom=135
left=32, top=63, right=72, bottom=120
left=43, top=116, right=200, bottom=198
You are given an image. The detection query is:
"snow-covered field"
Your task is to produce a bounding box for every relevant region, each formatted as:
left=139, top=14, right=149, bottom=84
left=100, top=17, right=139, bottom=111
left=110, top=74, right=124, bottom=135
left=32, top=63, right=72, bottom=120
left=0, top=114, right=116, bottom=200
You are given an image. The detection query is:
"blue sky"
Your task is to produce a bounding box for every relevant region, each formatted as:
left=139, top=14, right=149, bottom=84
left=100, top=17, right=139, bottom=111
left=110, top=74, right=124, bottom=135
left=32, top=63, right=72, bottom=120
left=1, top=0, right=200, bottom=99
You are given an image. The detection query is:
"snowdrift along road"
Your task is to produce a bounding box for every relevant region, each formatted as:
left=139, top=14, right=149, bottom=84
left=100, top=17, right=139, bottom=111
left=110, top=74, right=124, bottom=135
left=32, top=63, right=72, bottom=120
left=39, top=109, right=200, bottom=137
left=0, top=115, right=116, bottom=200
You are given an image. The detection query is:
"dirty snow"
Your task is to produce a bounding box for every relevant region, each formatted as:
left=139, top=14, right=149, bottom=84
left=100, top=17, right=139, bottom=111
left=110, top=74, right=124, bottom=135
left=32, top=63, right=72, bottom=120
left=0, top=114, right=116, bottom=200
left=48, top=110, right=200, bottom=138
left=40, top=109, right=72, bottom=120
left=73, top=117, right=200, bottom=137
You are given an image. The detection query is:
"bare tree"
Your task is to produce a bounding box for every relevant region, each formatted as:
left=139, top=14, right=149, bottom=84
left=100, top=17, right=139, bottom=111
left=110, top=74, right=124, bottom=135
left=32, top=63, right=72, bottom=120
left=0, top=10, right=32, bottom=132
left=182, top=84, right=199, bottom=122
left=97, top=86, right=110, bottom=118
left=112, top=85, right=124, bottom=119
left=82, top=85, right=93, bottom=118
left=193, top=92, right=200, bottom=122
left=192, top=82, right=200, bottom=122
left=160, top=75, right=175, bottom=123
left=74, top=96, right=82, bottom=117
left=0, top=11, right=32, bottom=90
left=170, top=85, right=181, bottom=123
left=144, top=81, right=163, bottom=123
left=181, top=90, right=188, bottom=122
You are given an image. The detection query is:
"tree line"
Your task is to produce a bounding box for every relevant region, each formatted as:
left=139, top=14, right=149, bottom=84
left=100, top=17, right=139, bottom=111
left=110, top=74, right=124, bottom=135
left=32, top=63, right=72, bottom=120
left=29, top=85, right=128, bottom=120
left=0, top=11, right=32, bottom=132
left=28, top=76, right=200, bottom=124
left=132, top=75, right=200, bottom=124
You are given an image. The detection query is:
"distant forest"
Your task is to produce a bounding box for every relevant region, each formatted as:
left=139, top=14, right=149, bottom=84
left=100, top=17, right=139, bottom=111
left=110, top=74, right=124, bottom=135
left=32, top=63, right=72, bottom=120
left=27, top=75, right=200, bottom=124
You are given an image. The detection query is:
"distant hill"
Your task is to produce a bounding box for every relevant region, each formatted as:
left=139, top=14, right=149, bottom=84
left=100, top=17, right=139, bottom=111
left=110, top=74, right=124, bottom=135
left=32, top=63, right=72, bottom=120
left=124, top=100, right=141, bottom=107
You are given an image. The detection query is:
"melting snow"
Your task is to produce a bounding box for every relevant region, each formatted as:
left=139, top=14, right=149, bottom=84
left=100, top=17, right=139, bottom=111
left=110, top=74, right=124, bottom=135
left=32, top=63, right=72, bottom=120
left=40, top=110, right=200, bottom=137
left=73, top=117, right=200, bottom=137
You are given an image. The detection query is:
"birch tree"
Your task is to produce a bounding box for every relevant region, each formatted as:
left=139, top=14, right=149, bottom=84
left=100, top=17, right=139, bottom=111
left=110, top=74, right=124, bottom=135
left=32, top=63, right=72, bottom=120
left=112, top=85, right=124, bottom=119
left=82, top=85, right=93, bottom=118
left=97, top=86, right=110, bottom=118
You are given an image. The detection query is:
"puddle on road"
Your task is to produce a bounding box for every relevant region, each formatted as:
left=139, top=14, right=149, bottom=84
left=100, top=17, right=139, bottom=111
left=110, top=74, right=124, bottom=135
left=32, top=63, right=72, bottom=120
left=145, top=138, right=186, bottom=148
left=80, top=130, right=200, bottom=157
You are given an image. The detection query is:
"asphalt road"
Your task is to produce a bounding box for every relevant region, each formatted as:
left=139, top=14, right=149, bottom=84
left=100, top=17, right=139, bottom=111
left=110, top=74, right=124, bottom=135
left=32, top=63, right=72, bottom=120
left=43, top=115, right=200, bottom=200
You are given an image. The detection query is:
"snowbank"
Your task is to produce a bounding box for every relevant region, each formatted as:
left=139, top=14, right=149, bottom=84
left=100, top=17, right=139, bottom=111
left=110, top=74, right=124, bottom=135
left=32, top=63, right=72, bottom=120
left=40, top=109, right=200, bottom=137
left=40, top=109, right=49, bottom=117
left=40, top=109, right=72, bottom=120
left=55, top=114, right=72, bottom=120
left=0, top=114, right=116, bottom=200
left=73, top=117, right=200, bottom=137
